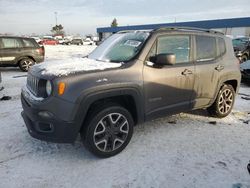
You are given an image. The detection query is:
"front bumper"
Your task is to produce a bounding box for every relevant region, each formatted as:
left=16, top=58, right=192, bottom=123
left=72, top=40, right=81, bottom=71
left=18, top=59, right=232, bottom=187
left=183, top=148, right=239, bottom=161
left=241, top=71, right=250, bottom=80
left=21, top=94, right=79, bottom=143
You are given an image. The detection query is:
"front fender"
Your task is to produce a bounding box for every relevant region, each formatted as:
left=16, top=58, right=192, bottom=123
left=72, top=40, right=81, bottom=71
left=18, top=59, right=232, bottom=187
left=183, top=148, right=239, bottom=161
left=72, top=85, right=144, bottom=133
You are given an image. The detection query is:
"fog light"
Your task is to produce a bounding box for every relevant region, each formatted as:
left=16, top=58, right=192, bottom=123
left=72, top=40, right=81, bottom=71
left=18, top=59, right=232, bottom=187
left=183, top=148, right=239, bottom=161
left=38, top=111, right=53, bottom=118
left=37, top=122, right=54, bottom=133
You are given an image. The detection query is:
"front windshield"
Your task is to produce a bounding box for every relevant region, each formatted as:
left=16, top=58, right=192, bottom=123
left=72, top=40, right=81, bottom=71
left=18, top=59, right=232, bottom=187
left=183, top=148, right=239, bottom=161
left=233, top=38, right=249, bottom=47
left=88, top=32, right=150, bottom=62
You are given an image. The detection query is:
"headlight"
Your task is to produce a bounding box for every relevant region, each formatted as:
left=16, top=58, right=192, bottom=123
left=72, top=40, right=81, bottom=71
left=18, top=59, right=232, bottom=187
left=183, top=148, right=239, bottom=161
left=237, top=51, right=243, bottom=56
left=46, top=80, right=52, bottom=96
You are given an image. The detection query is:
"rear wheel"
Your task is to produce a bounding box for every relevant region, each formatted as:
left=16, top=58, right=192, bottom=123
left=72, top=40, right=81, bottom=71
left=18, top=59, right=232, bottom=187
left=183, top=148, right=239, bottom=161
left=81, top=104, right=134, bottom=158
left=207, top=84, right=235, bottom=118
left=19, top=58, right=35, bottom=72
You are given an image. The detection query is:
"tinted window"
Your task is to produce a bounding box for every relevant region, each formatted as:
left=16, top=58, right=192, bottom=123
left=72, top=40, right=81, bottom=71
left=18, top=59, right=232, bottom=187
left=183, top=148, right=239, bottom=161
left=157, top=35, right=190, bottom=63
left=22, top=39, right=35, bottom=47
left=2, top=38, right=22, bottom=48
left=218, top=37, right=226, bottom=56
left=196, top=36, right=216, bottom=62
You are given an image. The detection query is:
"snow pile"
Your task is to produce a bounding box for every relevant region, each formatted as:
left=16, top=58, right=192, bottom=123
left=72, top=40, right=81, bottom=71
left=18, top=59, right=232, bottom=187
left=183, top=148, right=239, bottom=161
left=44, top=45, right=96, bottom=61
left=1, top=46, right=250, bottom=188
left=37, top=57, right=122, bottom=76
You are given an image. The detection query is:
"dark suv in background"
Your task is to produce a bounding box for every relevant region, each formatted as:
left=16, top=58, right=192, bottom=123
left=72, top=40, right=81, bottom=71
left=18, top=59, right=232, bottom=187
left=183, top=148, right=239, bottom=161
left=21, top=28, right=241, bottom=158
left=233, top=37, right=250, bottom=62
left=0, top=36, right=45, bottom=71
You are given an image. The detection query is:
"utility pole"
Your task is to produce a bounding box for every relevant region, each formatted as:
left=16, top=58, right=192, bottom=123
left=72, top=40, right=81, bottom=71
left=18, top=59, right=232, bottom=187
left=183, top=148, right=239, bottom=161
left=55, top=12, right=58, bottom=26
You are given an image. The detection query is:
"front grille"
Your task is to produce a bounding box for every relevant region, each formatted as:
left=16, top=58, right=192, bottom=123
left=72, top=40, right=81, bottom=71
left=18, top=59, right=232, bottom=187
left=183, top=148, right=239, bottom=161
left=27, top=74, right=39, bottom=96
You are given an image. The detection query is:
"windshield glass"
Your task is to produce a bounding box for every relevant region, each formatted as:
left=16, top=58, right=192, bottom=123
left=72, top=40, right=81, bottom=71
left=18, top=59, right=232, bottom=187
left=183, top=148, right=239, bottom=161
left=88, top=32, right=150, bottom=62
left=233, top=38, right=249, bottom=47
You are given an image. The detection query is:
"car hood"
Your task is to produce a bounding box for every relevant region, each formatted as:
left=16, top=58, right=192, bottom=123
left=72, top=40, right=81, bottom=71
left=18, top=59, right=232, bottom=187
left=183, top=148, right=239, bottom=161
left=234, top=45, right=246, bottom=52
left=30, top=57, right=122, bottom=78
left=240, top=60, right=250, bottom=70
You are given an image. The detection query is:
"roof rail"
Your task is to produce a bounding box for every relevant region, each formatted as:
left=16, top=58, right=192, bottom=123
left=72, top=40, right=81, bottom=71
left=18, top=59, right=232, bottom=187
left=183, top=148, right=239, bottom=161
left=154, top=27, right=224, bottom=35
left=117, top=30, right=152, bottom=34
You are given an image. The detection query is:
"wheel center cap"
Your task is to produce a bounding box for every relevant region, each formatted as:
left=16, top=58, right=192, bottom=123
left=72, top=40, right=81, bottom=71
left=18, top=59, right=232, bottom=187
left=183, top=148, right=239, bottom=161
left=106, top=128, right=114, bottom=135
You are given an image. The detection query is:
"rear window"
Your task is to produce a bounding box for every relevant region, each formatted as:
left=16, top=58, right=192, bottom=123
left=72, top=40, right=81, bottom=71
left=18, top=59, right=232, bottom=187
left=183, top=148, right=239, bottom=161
left=218, top=37, right=226, bottom=56
left=1, top=38, right=22, bottom=48
left=22, top=38, right=36, bottom=47
left=196, top=36, right=216, bottom=62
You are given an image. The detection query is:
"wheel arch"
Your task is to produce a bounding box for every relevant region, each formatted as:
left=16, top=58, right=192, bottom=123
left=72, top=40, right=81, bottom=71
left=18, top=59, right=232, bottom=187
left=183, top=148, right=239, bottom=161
left=74, top=87, right=145, bottom=134
left=209, top=78, right=239, bottom=107
left=17, top=56, right=36, bottom=65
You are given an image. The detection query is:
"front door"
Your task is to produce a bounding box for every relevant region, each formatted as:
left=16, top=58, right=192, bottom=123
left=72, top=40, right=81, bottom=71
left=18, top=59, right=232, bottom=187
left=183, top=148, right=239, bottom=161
left=143, top=34, right=195, bottom=120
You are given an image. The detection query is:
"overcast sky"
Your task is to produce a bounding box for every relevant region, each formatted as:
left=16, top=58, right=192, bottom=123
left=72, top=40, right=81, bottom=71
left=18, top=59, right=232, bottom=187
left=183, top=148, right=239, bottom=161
left=0, top=0, right=250, bottom=36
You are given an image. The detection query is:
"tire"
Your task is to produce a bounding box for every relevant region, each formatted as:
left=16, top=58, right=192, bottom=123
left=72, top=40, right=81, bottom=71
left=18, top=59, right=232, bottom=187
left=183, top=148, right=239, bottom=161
left=207, top=84, right=235, bottom=118
left=241, top=55, right=248, bottom=63
left=19, top=58, right=35, bottom=72
left=81, top=104, right=134, bottom=158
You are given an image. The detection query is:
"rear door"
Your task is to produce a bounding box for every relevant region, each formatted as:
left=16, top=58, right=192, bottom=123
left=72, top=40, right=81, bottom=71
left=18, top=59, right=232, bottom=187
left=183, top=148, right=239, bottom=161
left=0, top=37, right=23, bottom=65
left=143, top=34, right=195, bottom=120
left=192, top=35, right=223, bottom=108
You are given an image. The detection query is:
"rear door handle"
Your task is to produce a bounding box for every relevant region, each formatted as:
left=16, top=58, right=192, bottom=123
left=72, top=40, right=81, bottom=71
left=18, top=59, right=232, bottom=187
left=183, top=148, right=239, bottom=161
left=215, top=65, right=224, bottom=72
left=182, top=69, right=193, bottom=76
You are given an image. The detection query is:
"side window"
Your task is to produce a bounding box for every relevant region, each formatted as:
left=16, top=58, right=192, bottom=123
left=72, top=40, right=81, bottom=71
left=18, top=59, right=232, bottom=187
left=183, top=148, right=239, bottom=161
left=22, top=39, right=35, bottom=47
left=218, top=37, right=226, bottom=56
left=196, top=36, right=216, bottom=62
left=2, top=38, right=22, bottom=48
left=0, top=39, right=3, bottom=49
left=157, top=35, right=190, bottom=64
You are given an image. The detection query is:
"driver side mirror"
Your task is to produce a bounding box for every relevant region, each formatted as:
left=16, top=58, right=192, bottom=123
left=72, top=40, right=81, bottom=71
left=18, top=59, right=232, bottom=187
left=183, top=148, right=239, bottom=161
left=151, top=53, right=176, bottom=66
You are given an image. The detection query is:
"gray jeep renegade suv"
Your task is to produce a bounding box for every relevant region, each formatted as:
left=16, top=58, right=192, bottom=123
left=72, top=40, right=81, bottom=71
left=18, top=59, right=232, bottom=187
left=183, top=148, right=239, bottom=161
left=21, top=28, right=241, bottom=158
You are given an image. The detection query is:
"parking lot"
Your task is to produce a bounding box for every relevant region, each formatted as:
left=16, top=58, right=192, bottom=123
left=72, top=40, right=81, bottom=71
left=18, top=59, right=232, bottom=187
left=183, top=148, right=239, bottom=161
left=0, top=45, right=250, bottom=188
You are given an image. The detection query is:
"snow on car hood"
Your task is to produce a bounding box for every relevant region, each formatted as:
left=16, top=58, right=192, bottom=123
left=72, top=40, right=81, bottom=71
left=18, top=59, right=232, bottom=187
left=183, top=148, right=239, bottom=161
left=240, top=60, right=250, bottom=70
left=34, top=57, right=122, bottom=77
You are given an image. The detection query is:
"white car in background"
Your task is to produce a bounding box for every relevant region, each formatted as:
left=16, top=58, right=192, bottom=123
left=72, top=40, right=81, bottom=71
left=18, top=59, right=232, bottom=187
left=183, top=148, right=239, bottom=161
left=83, top=38, right=95, bottom=45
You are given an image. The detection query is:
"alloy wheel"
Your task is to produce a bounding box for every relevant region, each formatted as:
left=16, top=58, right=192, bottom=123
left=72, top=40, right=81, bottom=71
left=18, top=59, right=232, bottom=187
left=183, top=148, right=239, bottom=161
left=218, top=89, right=234, bottom=115
left=93, top=113, right=129, bottom=152
left=21, top=60, right=34, bottom=71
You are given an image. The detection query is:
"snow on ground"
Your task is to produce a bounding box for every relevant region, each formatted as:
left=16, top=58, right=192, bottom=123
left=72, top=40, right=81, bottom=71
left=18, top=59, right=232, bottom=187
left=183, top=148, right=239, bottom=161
left=0, top=45, right=250, bottom=188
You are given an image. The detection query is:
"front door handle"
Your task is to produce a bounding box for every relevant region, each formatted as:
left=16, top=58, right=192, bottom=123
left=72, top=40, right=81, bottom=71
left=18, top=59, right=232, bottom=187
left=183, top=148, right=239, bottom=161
left=215, top=65, right=224, bottom=72
left=182, top=69, right=193, bottom=76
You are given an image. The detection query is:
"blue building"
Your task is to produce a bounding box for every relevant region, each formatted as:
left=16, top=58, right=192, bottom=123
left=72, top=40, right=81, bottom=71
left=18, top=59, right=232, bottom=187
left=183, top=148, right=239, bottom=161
left=97, top=17, right=250, bottom=40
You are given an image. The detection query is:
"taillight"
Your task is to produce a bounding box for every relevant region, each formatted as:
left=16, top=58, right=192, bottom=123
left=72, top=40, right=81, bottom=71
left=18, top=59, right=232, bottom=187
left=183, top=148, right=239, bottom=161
left=36, top=47, right=45, bottom=56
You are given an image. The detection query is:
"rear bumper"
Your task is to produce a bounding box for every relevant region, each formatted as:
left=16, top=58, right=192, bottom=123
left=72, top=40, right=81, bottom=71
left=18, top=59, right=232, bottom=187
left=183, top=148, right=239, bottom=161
left=21, top=94, right=79, bottom=143
left=35, top=56, right=45, bottom=63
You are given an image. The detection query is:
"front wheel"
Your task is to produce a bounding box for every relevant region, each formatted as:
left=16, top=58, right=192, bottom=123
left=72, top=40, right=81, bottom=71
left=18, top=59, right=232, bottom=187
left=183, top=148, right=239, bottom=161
left=207, top=84, right=235, bottom=118
left=241, top=55, right=248, bottom=63
left=81, top=104, right=134, bottom=158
